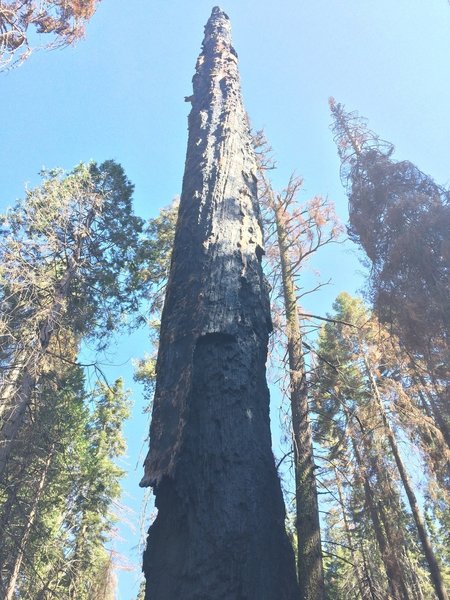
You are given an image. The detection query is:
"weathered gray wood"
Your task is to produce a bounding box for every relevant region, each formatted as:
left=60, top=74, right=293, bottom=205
left=141, top=7, right=299, bottom=599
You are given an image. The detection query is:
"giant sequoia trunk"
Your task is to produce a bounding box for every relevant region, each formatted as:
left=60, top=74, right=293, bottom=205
left=140, top=8, right=299, bottom=600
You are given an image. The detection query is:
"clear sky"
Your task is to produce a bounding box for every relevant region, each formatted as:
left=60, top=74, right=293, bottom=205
left=1, top=2, right=450, bottom=598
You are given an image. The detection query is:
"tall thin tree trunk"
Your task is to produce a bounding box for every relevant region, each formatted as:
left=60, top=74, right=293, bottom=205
left=2, top=445, right=54, bottom=600
left=351, top=437, right=409, bottom=600
left=0, top=366, right=36, bottom=476
left=0, top=349, right=29, bottom=417
left=0, top=453, right=30, bottom=572
left=67, top=519, right=88, bottom=600
left=375, top=495, right=411, bottom=600
left=140, top=8, right=299, bottom=600
left=334, top=466, right=368, bottom=600
left=359, top=543, right=379, bottom=600
left=365, top=358, right=449, bottom=600
left=273, top=198, right=324, bottom=599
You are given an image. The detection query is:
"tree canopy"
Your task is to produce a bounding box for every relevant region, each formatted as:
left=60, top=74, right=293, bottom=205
left=0, top=0, right=100, bottom=70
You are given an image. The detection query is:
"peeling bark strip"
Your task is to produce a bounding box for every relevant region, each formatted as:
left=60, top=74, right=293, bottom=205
left=141, top=7, right=299, bottom=599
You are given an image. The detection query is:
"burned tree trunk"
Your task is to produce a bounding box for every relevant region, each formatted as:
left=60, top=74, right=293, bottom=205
left=140, top=7, right=299, bottom=600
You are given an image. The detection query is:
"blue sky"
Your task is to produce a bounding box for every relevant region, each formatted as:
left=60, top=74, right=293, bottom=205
left=1, top=1, right=450, bottom=598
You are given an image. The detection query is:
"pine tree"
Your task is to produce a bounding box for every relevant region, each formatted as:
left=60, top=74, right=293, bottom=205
left=0, top=360, right=86, bottom=597
left=313, top=293, right=449, bottom=599
left=0, top=370, right=129, bottom=599
left=0, top=160, right=153, bottom=597
left=0, top=160, right=144, bottom=474
left=62, top=380, right=130, bottom=600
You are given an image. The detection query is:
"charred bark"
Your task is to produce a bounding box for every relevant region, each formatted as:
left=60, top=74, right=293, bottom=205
left=141, top=7, right=299, bottom=600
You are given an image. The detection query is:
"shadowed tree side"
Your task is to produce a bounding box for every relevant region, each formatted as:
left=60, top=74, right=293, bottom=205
left=140, top=7, right=299, bottom=600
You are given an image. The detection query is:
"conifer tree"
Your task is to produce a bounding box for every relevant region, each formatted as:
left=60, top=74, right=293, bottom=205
left=0, top=0, right=101, bottom=70
left=329, top=99, right=450, bottom=448
left=0, top=160, right=153, bottom=597
left=313, top=293, right=449, bottom=599
left=312, top=298, right=412, bottom=599
left=253, top=139, right=342, bottom=598
left=0, top=370, right=129, bottom=599
left=0, top=160, right=144, bottom=473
